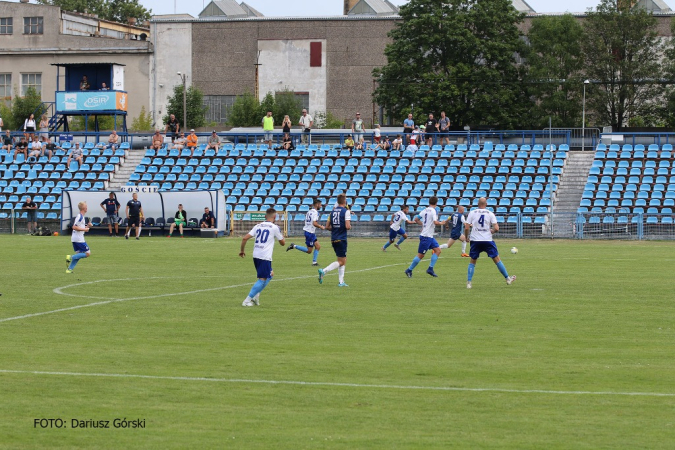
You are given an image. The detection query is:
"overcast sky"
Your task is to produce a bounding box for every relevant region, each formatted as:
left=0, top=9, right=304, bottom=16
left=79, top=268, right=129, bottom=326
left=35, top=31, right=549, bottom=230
left=8, top=0, right=672, bottom=17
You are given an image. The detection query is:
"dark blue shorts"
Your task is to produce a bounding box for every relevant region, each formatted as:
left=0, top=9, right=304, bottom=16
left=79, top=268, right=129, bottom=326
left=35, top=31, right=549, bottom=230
left=450, top=230, right=463, bottom=240
left=72, top=242, right=90, bottom=253
left=417, top=236, right=439, bottom=254
left=304, top=231, right=317, bottom=247
left=332, top=239, right=348, bottom=258
left=128, top=215, right=140, bottom=227
left=389, top=228, right=406, bottom=241
left=253, top=258, right=273, bottom=279
left=469, top=241, right=499, bottom=260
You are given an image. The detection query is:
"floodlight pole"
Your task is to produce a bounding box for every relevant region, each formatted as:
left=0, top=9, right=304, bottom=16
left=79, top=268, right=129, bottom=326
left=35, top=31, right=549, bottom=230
left=549, top=117, right=554, bottom=239
left=582, top=79, right=589, bottom=151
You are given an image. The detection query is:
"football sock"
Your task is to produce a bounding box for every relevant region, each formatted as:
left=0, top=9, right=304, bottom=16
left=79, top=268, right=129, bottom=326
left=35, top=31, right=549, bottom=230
left=439, top=244, right=448, bottom=249
left=383, top=241, right=392, bottom=249
left=68, top=252, right=87, bottom=270
left=462, top=241, right=467, bottom=253
left=247, top=279, right=266, bottom=298
left=396, top=236, right=406, bottom=246
left=295, top=245, right=308, bottom=253
left=324, top=261, right=340, bottom=273
left=468, top=263, right=475, bottom=281
left=496, top=261, right=509, bottom=278
left=408, top=256, right=421, bottom=271
left=312, top=249, right=319, bottom=263
left=429, top=253, right=438, bottom=268
left=338, top=266, right=345, bottom=284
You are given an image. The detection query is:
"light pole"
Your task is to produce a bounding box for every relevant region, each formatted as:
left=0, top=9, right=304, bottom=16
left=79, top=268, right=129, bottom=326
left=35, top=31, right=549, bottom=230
left=177, top=72, right=187, bottom=132
left=582, top=79, right=589, bottom=151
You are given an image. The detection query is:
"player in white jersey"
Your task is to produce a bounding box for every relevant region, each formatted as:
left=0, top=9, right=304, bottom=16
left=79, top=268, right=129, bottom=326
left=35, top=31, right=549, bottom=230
left=239, top=208, right=286, bottom=306
left=287, top=198, right=325, bottom=265
left=382, top=205, right=415, bottom=251
left=464, top=197, right=516, bottom=289
left=66, top=201, right=93, bottom=274
left=404, top=197, right=448, bottom=278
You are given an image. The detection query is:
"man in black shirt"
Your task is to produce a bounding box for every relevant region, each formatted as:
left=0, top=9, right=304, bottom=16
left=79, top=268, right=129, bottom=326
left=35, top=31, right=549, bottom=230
left=43, top=137, right=61, bottom=159
left=22, top=195, right=38, bottom=234
left=100, top=192, right=121, bottom=236
left=2, top=131, right=13, bottom=152
left=14, top=137, right=28, bottom=161
left=200, top=207, right=215, bottom=228
left=124, top=193, right=144, bottom=240
left=165, top=114, right=180, bottom=143
left=425, top=113, right=439, bottom=147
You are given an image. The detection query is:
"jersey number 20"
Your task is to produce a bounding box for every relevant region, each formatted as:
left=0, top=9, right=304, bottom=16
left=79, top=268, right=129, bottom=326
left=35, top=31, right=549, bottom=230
left=255, top=228, right=270, bottom=243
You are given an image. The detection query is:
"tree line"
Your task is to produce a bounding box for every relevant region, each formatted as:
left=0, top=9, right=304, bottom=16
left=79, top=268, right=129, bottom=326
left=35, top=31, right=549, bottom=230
left=373, top=0, right=675, bottom=131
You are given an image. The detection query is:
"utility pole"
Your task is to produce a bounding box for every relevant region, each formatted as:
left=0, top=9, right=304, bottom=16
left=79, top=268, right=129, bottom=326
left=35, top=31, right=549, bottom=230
left=177, top=72, right=187, bottom=131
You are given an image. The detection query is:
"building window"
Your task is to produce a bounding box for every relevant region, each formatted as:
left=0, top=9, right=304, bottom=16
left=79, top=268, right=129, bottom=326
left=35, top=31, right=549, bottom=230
left=0, top=17, right=13, bottom=35
left=23, top=17, right=43, bottom=35
left=310, top=42, right=322, bottom=67
left=203, top=95, right=237, bottom=125
left=21, top=73, right=41, bottom=95
left=0, top=74, right=11, bottom=106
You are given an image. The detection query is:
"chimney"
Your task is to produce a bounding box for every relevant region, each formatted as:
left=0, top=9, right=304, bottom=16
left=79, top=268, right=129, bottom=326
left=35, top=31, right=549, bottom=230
left=344, top=0, right=359, bottom=15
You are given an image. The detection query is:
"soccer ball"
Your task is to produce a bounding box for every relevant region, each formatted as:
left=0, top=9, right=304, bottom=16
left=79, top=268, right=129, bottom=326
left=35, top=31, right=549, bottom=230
left=510, top=247, right=518, bottom=254
left=53, top=232, right=59, bottom=236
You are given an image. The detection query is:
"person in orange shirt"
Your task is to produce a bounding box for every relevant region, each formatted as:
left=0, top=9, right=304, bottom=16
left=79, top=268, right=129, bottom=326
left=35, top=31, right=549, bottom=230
left=186, top=129, right=198, bottom=156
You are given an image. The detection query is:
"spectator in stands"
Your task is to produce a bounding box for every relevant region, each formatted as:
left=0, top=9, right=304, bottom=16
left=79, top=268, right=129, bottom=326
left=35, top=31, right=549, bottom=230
left=425, top=113, right=438, bottom=146
left=298, top=109, right=313, bottom=144
left=151, top=130, right=164, bottom=150
left=438, top=111, right=451, bottom=146
left=206, top=130, right=220, bottom=151
left=80, top=75, right=90, bottom=91
left=403, top=113, right=414, bottom=145
left=411, top=125, right=420, bottom=147
left=281, top=132, right=294, bottom=151
left=355, top=137, right=365, bottom=151
left=23, top=113, right=36, bottom=141
left=282, top=115, right=292, bottom=134
left=200, top=207, right=215, bottom=228
left=2, top=130, right=13, bottom=152
left=39, top=114, right=49, bottom=139
left=100, top=192, right=121, bottom=237
left=262, top=110, right=274, bottom=148
left=43, top=137, right=59, bottom=159
left=108, top=130, right=119, bottom=151
left=165, top=114, right=180, bottom=144
left=376, top=136, right=391, bottom=151
left=0, top=113, right=3, bottom=133
left=67, top=142, right=84, bottom=167
left=100, top=82, right=110, bottom=91
left=186, top=129, right=198, bottom=155
left=351, top=112, right=366, bottom=144
left=28, top=136, right=42, bottom=161
left=173, top=132, right=187, bottom=150
left=14, top=137, right=28, bottom=161
left=22, top=195, right=38, bottom=234
left=167, top=204, right=187, bottom=238
left=344, top=134, right=355, bottom=150
left=373, top=124, right=381, bottom=144
left=392, top=134, right=402, bottom=150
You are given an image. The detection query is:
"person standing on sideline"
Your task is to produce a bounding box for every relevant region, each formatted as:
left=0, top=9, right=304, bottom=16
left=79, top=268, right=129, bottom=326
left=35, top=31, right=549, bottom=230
left=465, top=197, right=516, bottom=289
left=22, top=195, right=38, bottom=234
left=403, top=113, right=414, bottom=145
left=287, top=198, right=325, bottom=266
left=239, top=207, right=286, bottom=307
left=66, top=202, right=93, bottom=274
left=351, top=112, right=366, bottom=144
left=167, top=204, right=187, bottom=238
left=100, top=192, right=121, bottom=237
left=383, top=205, right=415, bottom=251
left=440, top=205, right=469, bottom=257
left=438, top=111, right=451, bottom=147
left=125, top=192, right=143, bottom=240
left=165, top=114, right=180, bottom=144
left=262, top=110, right=274, bottom=148
left=405, top=196, right=447, bottom=278
left=318, top=194, right=351, bottom=287
left=298, top=109, right=313, bottom=144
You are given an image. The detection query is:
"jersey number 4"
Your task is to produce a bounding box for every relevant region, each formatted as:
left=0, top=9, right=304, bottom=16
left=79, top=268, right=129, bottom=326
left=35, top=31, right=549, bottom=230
left=255, top=229, right=270, bottom=244
left=478, top=215, right=485, bottom=227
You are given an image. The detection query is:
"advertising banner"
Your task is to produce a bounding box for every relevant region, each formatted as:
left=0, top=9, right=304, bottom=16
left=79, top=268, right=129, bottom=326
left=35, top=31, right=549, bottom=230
left=56, top=91, right=128, bottom=112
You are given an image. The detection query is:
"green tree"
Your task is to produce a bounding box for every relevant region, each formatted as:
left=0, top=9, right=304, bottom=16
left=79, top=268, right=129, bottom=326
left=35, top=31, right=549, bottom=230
left=130, top=105, right=153, bottom=132
left=35, top=0, right=150, bottom=23
left=527, top=14, right=584, bottom=128
left=273, top=90, right=303, bottom=125
left=227, top=92, right=260, bottom=127
left=12, top=87, right=45, bottom=130
left=659, top=18, right=675, bottom=127
left=373, top=0, right=529, bottom=129
left=0, top=103, right=15, bottom=131
left=581, top=0, right=664, bottom=130
left=163, top=84, right=207, bottom=130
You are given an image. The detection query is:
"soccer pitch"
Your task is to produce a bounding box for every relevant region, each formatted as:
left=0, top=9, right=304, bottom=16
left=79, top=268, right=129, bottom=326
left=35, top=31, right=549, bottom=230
left=0, top=235, right=673, bottom=449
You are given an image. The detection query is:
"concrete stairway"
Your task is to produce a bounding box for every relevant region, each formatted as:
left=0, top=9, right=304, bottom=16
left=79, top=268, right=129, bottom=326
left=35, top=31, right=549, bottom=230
left=108, top=150, right=144, bottom=191
left=551, top=151, right=595, bottom=237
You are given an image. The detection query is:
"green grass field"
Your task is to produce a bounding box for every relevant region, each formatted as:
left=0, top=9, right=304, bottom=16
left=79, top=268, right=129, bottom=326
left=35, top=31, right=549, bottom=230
left=0, top=234, right=674, bottom=449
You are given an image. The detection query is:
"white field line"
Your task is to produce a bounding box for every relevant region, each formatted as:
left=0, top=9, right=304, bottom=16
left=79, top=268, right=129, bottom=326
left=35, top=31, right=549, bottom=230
left=0, top=369, right=673, bottom=398
left=0, top=263, right=408, bottom=324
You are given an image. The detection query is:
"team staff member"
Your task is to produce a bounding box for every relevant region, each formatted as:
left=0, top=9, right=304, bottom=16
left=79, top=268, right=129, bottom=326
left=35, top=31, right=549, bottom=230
left=124, top=193, right=143, bottom=240
left=200, top=207, right=215, bottom=228
left=167, top=204, right=187, bottom=238
left=100, top=192, right=121, bottom=237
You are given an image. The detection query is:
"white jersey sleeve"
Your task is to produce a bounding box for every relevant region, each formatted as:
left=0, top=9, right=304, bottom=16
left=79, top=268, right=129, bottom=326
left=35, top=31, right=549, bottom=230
left=345, top=209, right=352, bottom=221
left=249, top=221, right=282, bottom=261
left=419, top=207, right=438, bottom=237
left=71, top=213, right=86, bottom=243
left=467, top=208, right=496, bottom=241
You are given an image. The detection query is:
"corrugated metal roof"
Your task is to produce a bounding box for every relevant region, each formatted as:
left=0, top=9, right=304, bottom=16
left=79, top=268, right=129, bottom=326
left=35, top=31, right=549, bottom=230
left=348, top=0, right=397, bottom=15
left=199, top=0, right=248, bottom=18
left=638, top=0, right=672, bottom=12
left=512, top=0, right=536, bottom=13
left=239, top=2, right=264, bottom=17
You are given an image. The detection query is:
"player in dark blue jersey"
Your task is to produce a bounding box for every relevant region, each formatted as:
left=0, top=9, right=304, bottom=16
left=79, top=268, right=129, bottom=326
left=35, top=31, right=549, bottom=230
left=318, top=194, right=351, bottom=287
left=439, top=205, right=469, bottom=257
